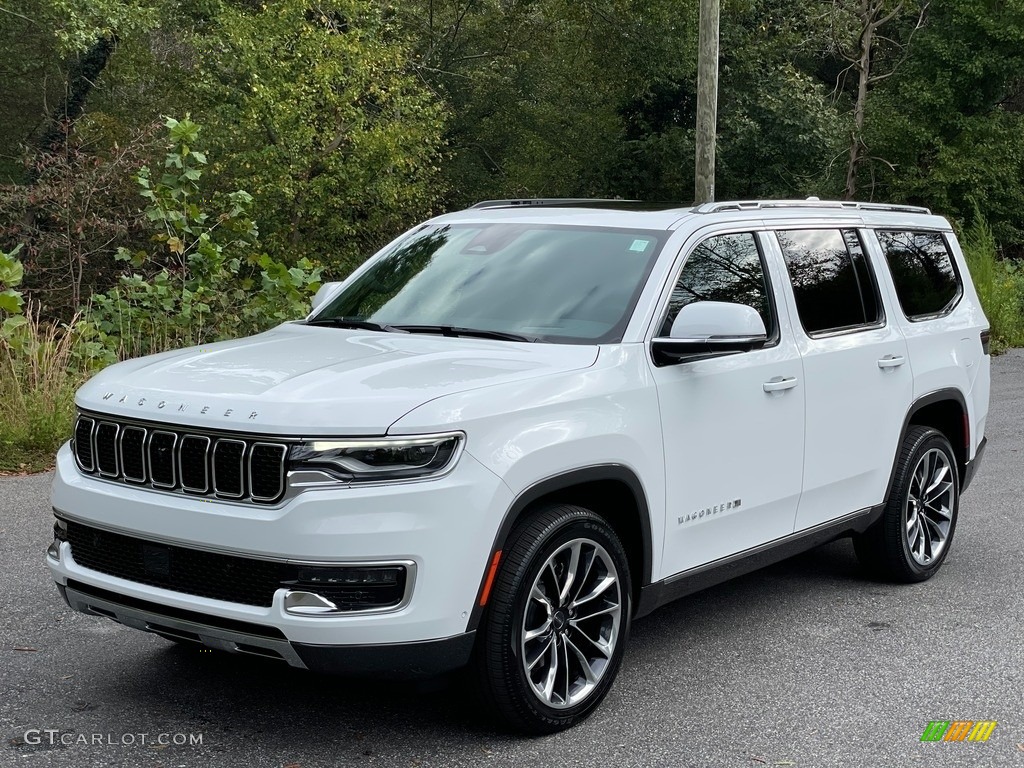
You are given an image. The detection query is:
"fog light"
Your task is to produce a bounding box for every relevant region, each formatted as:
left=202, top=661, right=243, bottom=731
left=279, top=564, right=409, bottom=613
left=296, top=567, right=400, bottom=586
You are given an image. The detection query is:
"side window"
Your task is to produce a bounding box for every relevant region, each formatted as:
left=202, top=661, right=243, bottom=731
left=660, top=232, right=775, bottom=337
left=776, top=229, right=882, bottom=336
left=876, top=230, right=962, bottom=319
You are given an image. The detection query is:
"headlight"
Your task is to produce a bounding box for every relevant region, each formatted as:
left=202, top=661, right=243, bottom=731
left=288, top=433, right=464, bottom=483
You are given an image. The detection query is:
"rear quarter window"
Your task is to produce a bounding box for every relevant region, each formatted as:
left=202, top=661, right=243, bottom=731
left=875, top=230, right=962, bottom=320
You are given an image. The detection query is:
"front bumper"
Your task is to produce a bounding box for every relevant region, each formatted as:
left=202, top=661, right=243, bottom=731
left=57, top=579, right=475, bottom=676
left=48, top=442, right=510, bottom=669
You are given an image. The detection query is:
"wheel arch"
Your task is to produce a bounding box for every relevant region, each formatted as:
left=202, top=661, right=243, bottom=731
left=888, top=389, right=969, bottom=496
left=467, top=465, right=653, bottom=632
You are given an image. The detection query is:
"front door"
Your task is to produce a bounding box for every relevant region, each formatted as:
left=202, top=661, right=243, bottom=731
left=653, top=230, right=805, bottom=577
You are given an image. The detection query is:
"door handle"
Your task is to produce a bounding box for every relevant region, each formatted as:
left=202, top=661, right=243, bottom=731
left=763, top=376, right=798, bottom=393
left=877, top=355, right=905, bottom=369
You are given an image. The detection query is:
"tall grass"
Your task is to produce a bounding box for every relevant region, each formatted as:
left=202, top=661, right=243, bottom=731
left=961, top=214, right=1024, bottom=352
left=0, top=304, right=88, bottom=472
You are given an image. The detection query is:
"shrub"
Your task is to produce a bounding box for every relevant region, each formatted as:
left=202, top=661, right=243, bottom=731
left=83, top=117, right=322, bottom=359
left=0, top=123, right=160, bottom=319
left=0, top=245, right=87, bottom=471
left=961, top=213, right=1024, bottom=353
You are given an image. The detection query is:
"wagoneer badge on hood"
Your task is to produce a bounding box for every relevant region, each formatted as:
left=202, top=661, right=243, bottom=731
left=100, top=391, right=259, bottom=420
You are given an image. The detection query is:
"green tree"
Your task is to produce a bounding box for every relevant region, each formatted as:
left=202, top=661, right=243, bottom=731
left=864, top=0, right=1024, bottom=247
left=86, top=117, right=322, bottom=358
left=189, top=0, right=447, bottom=274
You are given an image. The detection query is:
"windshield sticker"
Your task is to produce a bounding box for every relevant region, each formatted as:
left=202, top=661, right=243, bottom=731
left=629, top=239, right=650, bottom=252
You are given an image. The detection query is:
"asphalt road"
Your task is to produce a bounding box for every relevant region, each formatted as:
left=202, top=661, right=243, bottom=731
left=2, top=351, right=1023, bottom=768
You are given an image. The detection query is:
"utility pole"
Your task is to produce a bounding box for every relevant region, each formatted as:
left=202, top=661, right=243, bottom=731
left=694, top=0, right=720, bottom=204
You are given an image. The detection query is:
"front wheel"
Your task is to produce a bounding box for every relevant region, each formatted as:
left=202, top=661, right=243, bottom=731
left=474, top=504, right=631, bottom=734
left=855, top=426, right=960, bottom=582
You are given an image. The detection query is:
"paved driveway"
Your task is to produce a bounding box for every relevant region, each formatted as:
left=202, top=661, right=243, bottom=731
left=3, top=351, right=1023, bottom=767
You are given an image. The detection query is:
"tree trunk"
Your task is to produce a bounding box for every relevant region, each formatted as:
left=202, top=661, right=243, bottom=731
left=36, top=35, right=117, bottom=152
left=844, top=2, right=874, bottom=201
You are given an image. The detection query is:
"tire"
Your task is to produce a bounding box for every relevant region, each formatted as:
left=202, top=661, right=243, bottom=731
left=474, top=504, right=632, bottom=734
left=855, top=426, right=960, bottom=583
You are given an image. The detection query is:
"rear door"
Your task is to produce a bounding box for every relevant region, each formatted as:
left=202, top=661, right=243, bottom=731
left=766, top=227, right=914, bottom=531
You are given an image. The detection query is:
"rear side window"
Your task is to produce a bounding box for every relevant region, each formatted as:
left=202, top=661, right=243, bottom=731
left=876, top=231, right=962, bottom=319
left=660, top=232, right=775, bottom=337
left=776, top=229, right=882, bottom=336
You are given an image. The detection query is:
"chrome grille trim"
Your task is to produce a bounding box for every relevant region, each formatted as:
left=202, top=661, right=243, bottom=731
left=147, top=431, right=178, bottom=488
left=249, top=443, right=288, bottom=502
left=119, top=425, right=148, bottom=483
left=95, top=422, right=120, bottom=477
left=212, top=438, right=246, bottom=499
left=179, top=435, right=212, bottom=494
left=72, top=413, right=287, bottom=504
left=74, top=416, right=95, bottom=472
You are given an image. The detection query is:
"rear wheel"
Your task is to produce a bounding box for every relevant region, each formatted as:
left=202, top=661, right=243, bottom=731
left=855, top=426, right=960, bottom=582
left=474, top=504, right=631, bottom=734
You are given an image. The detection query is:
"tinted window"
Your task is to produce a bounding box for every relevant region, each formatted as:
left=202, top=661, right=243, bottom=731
left=876, top=230, right=961, bottom=319
left=316, top=223, right=666, bottom=344
left=777, top=229, right=882, bottom=335
left=660, top=232, right=774, bottom=336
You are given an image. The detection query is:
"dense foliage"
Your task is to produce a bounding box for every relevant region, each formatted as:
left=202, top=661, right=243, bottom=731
left=1, top=0, right=1023, bottom=468
left=4, top=0, right=1024, bottom=266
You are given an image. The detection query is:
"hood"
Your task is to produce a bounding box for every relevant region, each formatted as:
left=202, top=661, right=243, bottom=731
left=76, top=323, right=599, bottom=435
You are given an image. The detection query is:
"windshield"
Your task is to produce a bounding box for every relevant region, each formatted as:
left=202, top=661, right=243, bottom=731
left=313, top=222, right=667, bottom=343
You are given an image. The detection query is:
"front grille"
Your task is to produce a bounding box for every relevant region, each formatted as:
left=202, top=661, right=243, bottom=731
left=65, top=521, right=410, bottom=611
left=74, top=417, right=95, bottom=471
left=72, top=413, right=287, bottom=504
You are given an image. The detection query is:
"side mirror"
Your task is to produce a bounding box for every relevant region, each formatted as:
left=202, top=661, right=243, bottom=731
left=652, top=301, right=768, bottom=366
left=309, top=281, right=343, bottom=314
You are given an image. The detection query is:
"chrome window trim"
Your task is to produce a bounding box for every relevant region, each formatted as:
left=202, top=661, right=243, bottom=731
left=178, top=435, right=212, bottom=494
left=212, top=438, right=247, bottom=499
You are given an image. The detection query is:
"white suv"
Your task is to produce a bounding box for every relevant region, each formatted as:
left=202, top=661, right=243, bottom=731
left=48, top=199, right=990, bottom=733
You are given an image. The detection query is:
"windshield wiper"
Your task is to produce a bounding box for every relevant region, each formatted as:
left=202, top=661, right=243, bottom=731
left=391, top=325, right=537, bottom=342
left=305, top=317, right=402, bottom=333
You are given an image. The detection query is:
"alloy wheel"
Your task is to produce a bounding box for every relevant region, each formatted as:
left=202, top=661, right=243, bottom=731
left=520, top=538, right=622, bottom=709
left=904, top=447, right=955, bottom=566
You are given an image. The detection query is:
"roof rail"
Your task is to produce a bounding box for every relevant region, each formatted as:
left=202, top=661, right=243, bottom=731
left=694, top=199, right=932, bottom=215
left=470, top=198, right=639, bottom=209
